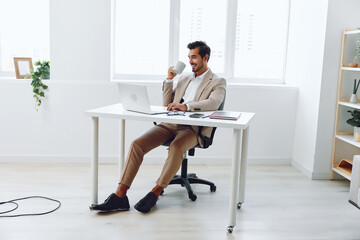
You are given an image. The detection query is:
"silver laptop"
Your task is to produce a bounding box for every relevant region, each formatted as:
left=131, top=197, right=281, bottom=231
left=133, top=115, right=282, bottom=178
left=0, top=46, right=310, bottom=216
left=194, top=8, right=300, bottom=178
left=117, top=83, right=168, bottom=115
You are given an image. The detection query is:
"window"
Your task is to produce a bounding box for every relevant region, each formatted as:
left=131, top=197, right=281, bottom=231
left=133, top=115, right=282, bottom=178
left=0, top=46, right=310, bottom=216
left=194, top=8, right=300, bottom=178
left=0, top=0, right=50, bottom=77
left=114, top=0, right=170, bottom=78
left=234, top=0, right=289, bottom=82
left=178, top=0, right=227, bottom=74
left=113, top=0, right=290, bottom=84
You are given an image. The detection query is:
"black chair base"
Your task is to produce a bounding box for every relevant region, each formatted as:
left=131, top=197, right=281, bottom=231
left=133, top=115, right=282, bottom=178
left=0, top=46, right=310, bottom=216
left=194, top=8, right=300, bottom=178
left=166, top=157, right=216, bottom=201
left=157, top=92, right=225, bottom=202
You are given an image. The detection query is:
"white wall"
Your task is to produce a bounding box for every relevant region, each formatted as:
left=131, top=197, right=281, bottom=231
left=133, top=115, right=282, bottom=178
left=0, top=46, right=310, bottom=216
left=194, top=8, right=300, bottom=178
left=314, top=0, right=360, bottom=178
left=0, top=80, right=298, bottom=164
left=286, top=0, right=329, bottom=177
left=287, top=0, right=360, bottom=179
left=0, top=0, right=298, bottom=165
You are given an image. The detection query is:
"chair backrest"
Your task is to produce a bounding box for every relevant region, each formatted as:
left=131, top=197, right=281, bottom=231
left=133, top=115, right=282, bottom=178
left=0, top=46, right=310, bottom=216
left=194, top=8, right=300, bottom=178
left=198, top=91, right=226, bottom=149
left=218, top=92, right=226, bottom=111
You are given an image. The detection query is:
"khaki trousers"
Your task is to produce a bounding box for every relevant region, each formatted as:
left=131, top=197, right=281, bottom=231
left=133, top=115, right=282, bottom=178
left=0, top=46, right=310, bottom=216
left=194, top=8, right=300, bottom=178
left=120, top=123, right=198, bottom=188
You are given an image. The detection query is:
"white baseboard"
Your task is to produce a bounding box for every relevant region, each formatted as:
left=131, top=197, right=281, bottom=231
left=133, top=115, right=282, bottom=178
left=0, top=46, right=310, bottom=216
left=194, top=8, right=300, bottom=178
left=142, top=156, right=291, bottom=165
left=291, top=161, right=333, bottom=180
left=2, top=154, right=338, bottom=180
left=291, top=161, right=313, bottom=178
left=0, top=154, right=292, bottom=165
left=249, top=157, right=291, bottom=165
left=0, top=154, right=94, bottom=163
left=311, top=171, right=332, bottom=180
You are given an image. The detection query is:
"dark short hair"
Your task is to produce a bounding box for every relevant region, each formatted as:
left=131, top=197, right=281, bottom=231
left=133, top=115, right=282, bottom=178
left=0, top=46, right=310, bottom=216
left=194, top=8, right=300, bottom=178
left=187, top=41, right=211, bottom=61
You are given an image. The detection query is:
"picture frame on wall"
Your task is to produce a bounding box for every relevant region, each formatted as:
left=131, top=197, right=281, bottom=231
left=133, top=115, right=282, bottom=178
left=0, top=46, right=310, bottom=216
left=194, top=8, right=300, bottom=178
left=13, top=57, right=33, bottom=79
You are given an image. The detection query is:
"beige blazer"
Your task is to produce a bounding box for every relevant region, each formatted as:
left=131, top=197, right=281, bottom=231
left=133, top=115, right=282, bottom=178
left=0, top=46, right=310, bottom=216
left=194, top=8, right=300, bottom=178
left=162, top=68, right=226, bottom=147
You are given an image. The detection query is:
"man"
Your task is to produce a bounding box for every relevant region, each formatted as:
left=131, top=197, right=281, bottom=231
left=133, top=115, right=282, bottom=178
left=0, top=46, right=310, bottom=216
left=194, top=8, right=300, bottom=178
left=91, top=41, right=226, bottom=214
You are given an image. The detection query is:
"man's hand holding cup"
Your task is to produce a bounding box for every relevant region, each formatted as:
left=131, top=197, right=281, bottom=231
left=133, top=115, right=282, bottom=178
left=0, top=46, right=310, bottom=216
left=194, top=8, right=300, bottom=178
left=167, top=61, right=186, bottom=80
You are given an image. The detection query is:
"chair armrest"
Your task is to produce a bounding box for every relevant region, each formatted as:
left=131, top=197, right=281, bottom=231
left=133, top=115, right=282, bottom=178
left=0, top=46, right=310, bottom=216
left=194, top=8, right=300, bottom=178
left=198, top=126, right=217, bottom=149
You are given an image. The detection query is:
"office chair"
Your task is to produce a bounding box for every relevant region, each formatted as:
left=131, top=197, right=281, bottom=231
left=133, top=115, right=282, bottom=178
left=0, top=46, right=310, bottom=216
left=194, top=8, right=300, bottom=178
left=158, top=94, right=225, bottom=201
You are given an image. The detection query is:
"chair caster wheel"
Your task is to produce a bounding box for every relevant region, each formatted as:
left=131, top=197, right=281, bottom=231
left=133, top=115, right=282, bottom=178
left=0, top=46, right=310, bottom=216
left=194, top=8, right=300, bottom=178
left=189, top=193, right=197, bottom=201
left=227, top=226, right=234, bottom=233
left=210, top=185, right=216, bottom=192
left=237, top=202, right=242, bottom=209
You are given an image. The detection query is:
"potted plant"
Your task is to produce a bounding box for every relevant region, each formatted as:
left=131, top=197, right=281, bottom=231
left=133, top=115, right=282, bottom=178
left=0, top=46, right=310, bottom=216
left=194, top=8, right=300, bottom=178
left=25, top=60, right=50, bottom=110
left=347, top=109, right=360, bottom=141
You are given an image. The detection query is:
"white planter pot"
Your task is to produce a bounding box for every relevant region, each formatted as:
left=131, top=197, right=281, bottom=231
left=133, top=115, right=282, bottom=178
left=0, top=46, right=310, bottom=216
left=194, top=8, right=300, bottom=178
left=354, top=127, right=360, bottom=142
left=350, top=94, right=358, bottom=103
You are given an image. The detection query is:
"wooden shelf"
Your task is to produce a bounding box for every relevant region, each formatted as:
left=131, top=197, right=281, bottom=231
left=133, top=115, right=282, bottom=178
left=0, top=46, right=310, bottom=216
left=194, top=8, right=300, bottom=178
left=332, top=29, right=360, bottom=181
left=336, top=134, right=360, bottom=148
left=339, top=101, right=360, bottom=109
left=333, top=158, right=353, bottom=180
left=332, top=167, right=351, bottom=180
left=344, top=29, right=360, bottom=35
left=341, top=67, right=360, bottom=71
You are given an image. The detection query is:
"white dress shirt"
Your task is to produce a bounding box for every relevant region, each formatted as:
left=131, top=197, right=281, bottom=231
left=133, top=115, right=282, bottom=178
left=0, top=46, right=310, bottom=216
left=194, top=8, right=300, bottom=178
left=166, top=69, right=209, bottom=111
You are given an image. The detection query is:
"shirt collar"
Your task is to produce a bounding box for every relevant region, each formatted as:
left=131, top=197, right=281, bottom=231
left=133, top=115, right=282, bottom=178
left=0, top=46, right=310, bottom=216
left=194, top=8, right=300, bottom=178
left=190, top=68, right=209, bottom=82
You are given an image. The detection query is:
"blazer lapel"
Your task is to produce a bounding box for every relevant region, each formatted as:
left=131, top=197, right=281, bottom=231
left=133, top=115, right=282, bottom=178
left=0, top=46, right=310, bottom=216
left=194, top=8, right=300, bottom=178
left=193, top=69, right=213, bottom=101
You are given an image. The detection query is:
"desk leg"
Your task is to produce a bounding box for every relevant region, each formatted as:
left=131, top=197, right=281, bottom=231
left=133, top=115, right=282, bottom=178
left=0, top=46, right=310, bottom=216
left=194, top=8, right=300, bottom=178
left=237, top=126, right=250, bottom=208
left=228, top=128, right=243, bottom=233
left=91, top=117, right=99, bottom=207
left=119, top=119, right=125, bottom=178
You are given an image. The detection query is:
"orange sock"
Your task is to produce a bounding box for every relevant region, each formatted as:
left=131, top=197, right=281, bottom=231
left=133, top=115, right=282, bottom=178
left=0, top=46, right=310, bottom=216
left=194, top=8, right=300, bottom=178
left=115, top=183, right=129, bottom=198
left=151, top=185, right=164, bottom=197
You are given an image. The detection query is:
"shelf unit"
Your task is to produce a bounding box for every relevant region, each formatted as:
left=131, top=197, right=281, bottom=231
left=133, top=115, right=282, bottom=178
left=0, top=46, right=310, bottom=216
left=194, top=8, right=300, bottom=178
left=331, top=29, right=360, bottom=180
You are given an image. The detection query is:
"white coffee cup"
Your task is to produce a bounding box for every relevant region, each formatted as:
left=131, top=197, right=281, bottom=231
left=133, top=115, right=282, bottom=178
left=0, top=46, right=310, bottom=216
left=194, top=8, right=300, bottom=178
left=173, top=61, right=186, bottom=75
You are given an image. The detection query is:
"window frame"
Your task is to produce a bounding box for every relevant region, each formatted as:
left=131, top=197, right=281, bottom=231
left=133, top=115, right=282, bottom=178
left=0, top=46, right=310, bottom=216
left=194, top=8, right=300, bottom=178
left=112, top=0, right=291, bottom=84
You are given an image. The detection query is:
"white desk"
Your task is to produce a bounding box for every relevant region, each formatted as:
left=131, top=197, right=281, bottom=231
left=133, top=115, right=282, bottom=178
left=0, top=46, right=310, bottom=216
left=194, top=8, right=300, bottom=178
left=85, top=103, right=255, bottom=233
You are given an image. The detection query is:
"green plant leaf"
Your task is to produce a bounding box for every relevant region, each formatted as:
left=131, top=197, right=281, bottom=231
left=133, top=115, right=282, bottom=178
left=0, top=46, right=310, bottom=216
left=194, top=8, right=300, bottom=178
left=347, top=109, right=360, bottom=127
left=29, top=60, right=50, bottom=110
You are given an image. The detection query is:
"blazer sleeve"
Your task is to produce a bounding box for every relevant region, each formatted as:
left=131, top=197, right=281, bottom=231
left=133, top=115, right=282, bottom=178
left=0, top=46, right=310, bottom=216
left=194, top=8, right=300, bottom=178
left=162, top=74, right=191, bottom=106
left=188, top=77, right=226, bottom=112
left=162, top=80, right=174, bottom=106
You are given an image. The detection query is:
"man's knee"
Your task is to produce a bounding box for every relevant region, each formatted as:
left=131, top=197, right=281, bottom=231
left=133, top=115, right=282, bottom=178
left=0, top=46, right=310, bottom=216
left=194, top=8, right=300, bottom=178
left=130, top=138, right=145, bottom=154
left=168, top=140, right=187, bottom=154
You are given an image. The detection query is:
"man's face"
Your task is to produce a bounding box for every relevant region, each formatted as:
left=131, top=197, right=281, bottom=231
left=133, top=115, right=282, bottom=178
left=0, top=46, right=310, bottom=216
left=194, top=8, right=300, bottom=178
left=188, top=47, right=207, bottom=74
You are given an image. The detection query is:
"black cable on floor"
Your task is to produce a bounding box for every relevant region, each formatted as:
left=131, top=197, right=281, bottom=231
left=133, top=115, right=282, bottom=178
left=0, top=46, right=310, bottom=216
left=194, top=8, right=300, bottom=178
left=0, top=196, right=61, bottom=217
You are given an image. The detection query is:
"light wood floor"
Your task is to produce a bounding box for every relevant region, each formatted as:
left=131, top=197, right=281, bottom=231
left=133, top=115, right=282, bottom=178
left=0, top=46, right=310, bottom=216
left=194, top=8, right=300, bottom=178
left=1, top=162, right=360, bottom=240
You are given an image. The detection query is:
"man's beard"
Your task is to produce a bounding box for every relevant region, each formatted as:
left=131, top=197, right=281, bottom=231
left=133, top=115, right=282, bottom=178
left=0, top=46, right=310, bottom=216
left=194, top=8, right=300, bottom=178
left=191, top=63, right=201, bottom=73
